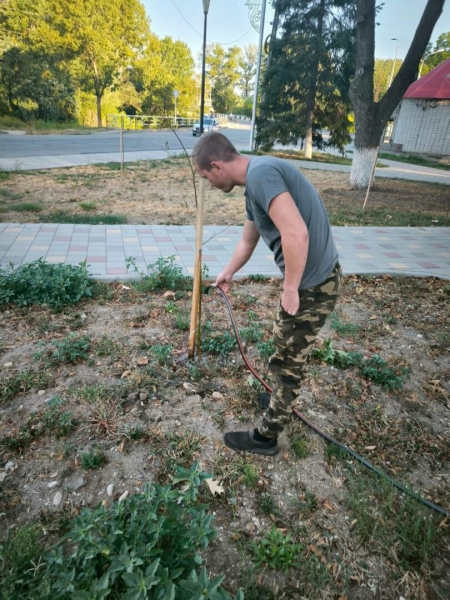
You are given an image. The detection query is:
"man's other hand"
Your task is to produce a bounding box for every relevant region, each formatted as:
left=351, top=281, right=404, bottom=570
left=281, top=289, right=299, bottom=315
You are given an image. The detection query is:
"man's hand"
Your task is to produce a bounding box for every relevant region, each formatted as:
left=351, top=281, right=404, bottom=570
left=214, top=269, right=233, bottom=294
left=281, top=289, right=299, bottom=316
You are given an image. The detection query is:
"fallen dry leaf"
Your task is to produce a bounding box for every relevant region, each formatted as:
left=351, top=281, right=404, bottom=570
left=137, top=357, right=149, bottom=366
left=206, top=479, right=225, bottom=496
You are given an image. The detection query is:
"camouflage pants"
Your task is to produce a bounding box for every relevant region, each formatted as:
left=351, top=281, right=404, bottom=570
left=259, top=262, right=342, bottom=439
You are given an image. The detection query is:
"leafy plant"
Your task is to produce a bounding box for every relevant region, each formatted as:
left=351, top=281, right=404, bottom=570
left=0, top=464, right=243, bottom=599
left=240, top=324, right=264, bottom=344
left=330, top=311, right=361, bottom=338
left=247, top=274, right=267, bottom=282
left=129, top=255, right=190, bottom=292
left=312, top=340, right=362, bottom=369
left=360, top=355, right=410, bottom=390
left=0, top=259, right=93, bottom=309
left=256, top=340, right=275, bottom=360
left=150, top=343, right=172, bottom=365
left=35, top=334, right=90, bottom=365
left=251, top=526, right=303, bottom=572
left=203, top=331, right=236, bottom=355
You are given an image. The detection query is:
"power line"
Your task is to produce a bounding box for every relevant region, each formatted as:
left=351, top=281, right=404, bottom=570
left=169, top=0, right=256, bottom=46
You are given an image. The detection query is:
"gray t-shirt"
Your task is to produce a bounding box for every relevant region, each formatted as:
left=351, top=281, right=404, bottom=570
left=245, top=156, right=338, bottom=290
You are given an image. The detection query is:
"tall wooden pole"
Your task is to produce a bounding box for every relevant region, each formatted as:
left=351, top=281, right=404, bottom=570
left=188, top=177, right=205, bottom=358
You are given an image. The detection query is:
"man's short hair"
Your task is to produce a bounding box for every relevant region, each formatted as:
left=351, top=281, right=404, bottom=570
left=191, top=132, right=239, bottom=171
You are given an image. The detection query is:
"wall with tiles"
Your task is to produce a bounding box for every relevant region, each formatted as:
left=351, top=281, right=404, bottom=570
left=392, top=99, right=450, bottom=155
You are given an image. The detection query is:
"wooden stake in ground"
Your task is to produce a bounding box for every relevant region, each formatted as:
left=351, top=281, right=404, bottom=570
left=120, top=117, right=124, bottom=171
left=363, top=145, right=379, bottom=210
left=188, top=177, right=206, bottom=358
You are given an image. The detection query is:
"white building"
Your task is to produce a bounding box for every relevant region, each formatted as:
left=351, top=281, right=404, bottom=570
left=390, top=57, right=450, bottom=156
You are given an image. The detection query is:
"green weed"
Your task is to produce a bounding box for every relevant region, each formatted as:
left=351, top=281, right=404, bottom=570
left=251, top=525, right=303, bottom=572
left=291, top=438, right=309, bottom=458
left=0, top=369, right=50, bottom=404
left=330, top=311, right=361, bottom=338
left=0, top=259, right=93, bottom=309
left=258, top=493, right=281, bottom=515
left=202, top=331, right=236, bottom=355
left=247, top=274, right=267, bottom=282
left=80, top=449, right=107, bottom=470
left=150, top=343, right=172, bottom=365
left=240, top=323, right=264, bottom=343
left=256, top=340, right=275, bottom=360
left=128, top=255, right=190, bottom=292
left=35, top=334, right=90, bottom=365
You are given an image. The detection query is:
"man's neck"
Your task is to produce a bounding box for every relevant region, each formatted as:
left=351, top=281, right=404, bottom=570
left=233, top=155, right=251, bottom=186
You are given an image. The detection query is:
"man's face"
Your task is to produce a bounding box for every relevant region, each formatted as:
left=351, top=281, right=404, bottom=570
left=196, top=161, right=235, bottom=193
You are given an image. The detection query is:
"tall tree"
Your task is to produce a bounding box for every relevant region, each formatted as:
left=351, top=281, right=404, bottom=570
left=205, top=44, right=242, bottom=114
left=38, top=0, right=150, bottom=127
left=373, top=58, right=403, bottom=102
left=421, top=31, right=450, bottom=74
left=349, top=0, right=446, bottom=188
left=238, top=44, right=257, bottom=98
left=257, top=0, right=355, bottom=157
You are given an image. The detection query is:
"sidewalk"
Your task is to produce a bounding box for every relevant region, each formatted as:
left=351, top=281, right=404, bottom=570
left=1, top=223, right=449, bottom=281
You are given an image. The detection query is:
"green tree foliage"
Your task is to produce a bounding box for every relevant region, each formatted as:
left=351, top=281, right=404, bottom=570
left=256, top=0, right=356, bottom=156
left=138, top=36, right=197, bottom=116
left=0, top=46, right=75, bottom=121
left=374, top=58, right=403, bottom=101
left=205, top=43, right=242, bottom=114
left=40, top=0, right=150, bottom=128
left=238, top=44, right=258, bottom=98
left=421, top=31, right=450, bottom=74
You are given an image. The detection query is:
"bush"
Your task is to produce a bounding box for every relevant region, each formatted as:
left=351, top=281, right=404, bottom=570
left=0, top=259, right=93, bottom=309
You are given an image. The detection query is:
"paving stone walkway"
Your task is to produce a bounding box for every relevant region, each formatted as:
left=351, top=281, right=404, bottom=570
left=1, top=223, right=449, bottom=281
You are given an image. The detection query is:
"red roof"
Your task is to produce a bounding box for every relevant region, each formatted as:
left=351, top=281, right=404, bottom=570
left=404, top=57, right=450, bottom=99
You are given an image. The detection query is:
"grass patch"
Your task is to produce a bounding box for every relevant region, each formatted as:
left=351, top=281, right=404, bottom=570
left=380, top=152, right=450, bottom=171
left=79, top=201, right=97, bottom=211
left=347, top=470, right=445, bottom=571
left=40, top=211, right=127, bottom=224
left=0, top=369, right=51, bottom=404
left=8, top=202, right=42, bottom=212
left=0, top=188, right=22, bottom=201
left=328, top=207, right=450, bottom=227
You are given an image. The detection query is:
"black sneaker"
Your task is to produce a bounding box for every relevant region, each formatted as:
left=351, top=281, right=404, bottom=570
left=259, top=392, right=271, bottom=410
left=224, top=429, right=279, bottom=456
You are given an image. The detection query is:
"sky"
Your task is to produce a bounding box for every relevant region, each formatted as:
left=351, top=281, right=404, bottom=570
left=142, top=0, right=450, bottom=65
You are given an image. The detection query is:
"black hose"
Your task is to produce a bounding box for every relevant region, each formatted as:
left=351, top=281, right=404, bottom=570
left=206, top=285, right=450, bottom=519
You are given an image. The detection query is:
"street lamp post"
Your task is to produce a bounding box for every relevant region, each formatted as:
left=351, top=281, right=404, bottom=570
left=249, top=0, right=267, bottom=151
left=388, top=38, right=399, bottom=88
left=200, top=0, right=210, bottom=135
left=418, top=48, right=446, bottom=78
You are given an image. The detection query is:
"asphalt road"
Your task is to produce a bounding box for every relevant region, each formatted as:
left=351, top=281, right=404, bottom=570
left=0, top=124, right=252, bottom=159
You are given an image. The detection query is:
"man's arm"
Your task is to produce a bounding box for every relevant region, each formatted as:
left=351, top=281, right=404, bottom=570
left=268, top=191, right=309, bottom=315
left=214, top=220, right=260, bottom=293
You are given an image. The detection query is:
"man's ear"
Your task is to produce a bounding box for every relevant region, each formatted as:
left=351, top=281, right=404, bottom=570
left=210, top=161, right=221, bottom=171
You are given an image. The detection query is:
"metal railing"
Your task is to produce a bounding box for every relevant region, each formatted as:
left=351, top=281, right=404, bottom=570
left=106, top=114, right=229, bottom=130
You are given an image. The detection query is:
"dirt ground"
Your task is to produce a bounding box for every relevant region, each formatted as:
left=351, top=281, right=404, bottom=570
left=0, top=159, right=450, bottom=599
left=1, top=158, right=449, bottom=226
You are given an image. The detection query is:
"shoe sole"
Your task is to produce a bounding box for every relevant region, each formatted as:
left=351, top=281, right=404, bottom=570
left=224, top=439, right=279, bottom=456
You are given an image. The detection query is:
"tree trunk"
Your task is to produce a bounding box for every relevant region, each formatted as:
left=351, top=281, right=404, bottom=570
left=96, top=93, right=102, bottom=129
left=304, top=0, right=325, bottom=160
left=349, top=0, right=445, bottom=188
